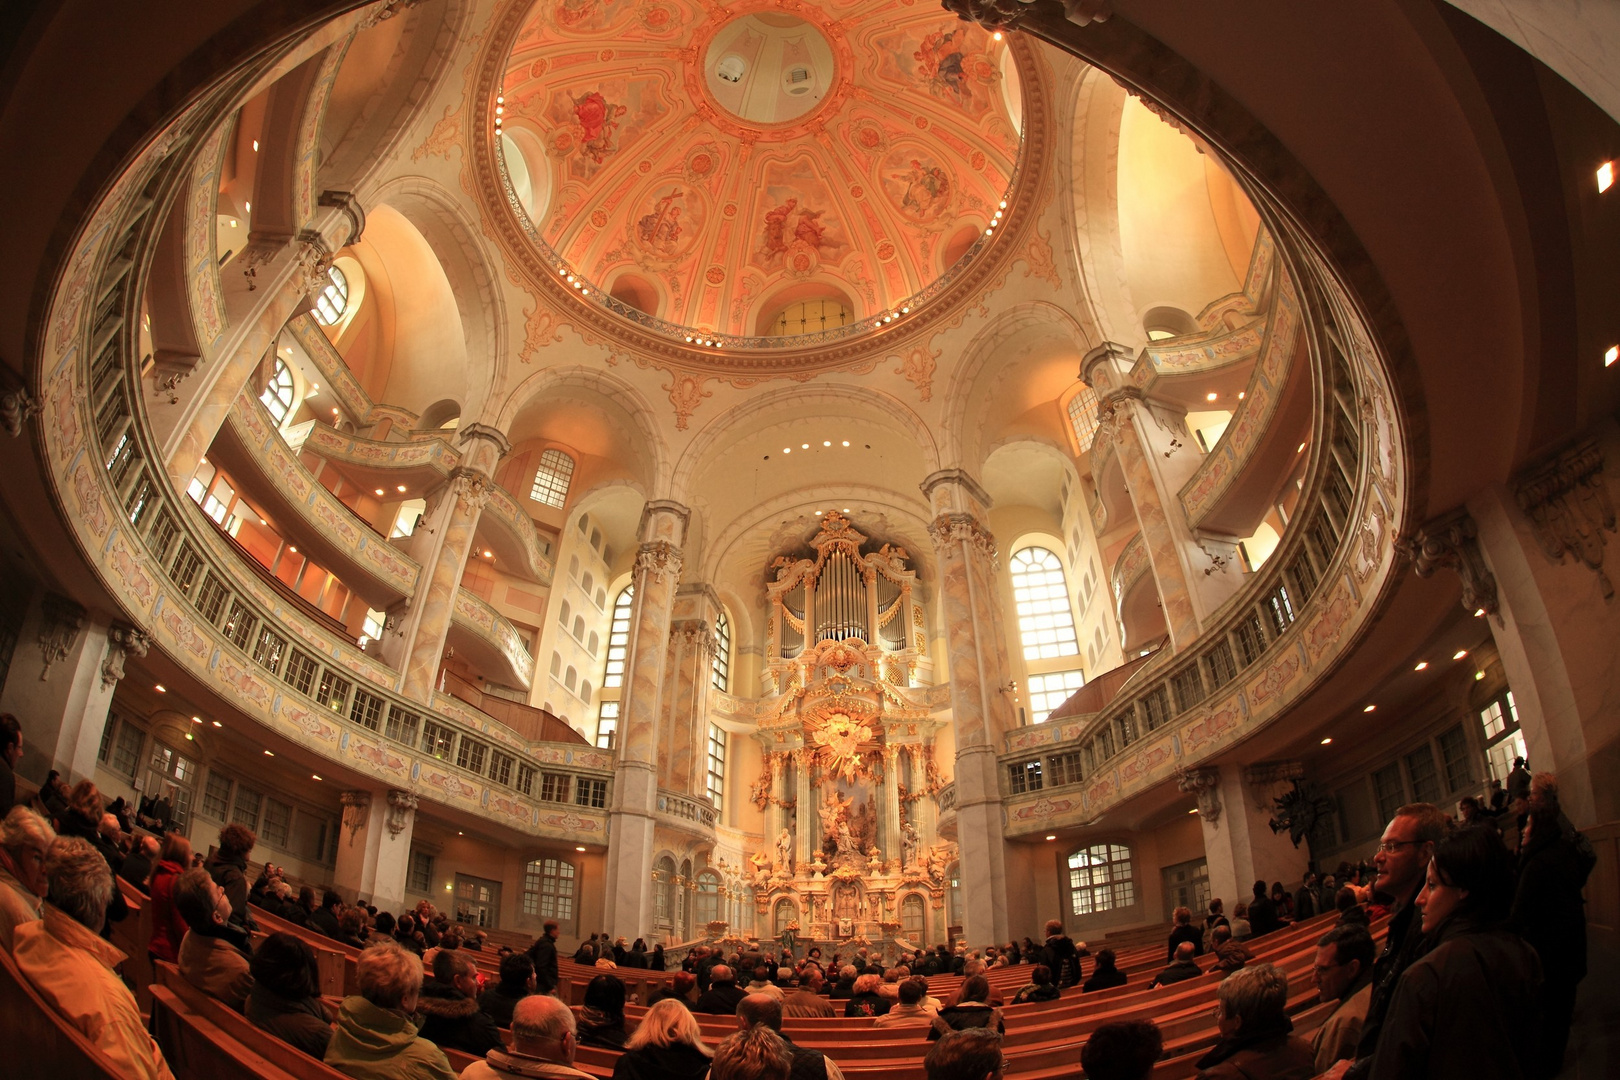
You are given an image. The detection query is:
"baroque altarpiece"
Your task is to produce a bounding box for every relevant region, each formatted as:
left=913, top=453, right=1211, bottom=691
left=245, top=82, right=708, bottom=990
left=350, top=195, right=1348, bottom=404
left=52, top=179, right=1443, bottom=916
left=745, top=513, right=958, bottom=946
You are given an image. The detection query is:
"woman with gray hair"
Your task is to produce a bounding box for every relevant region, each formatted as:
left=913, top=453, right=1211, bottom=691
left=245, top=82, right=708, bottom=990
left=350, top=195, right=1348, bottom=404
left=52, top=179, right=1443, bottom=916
left=611, top=997, right=714, bottom=1080
left=0, top=804, right=55, bottom=949
left=1194, top=962, right=1314, bottom=1079
left=12, top=837, right=174, bottom=1080
left=325, top=940, right=456, bottom=1080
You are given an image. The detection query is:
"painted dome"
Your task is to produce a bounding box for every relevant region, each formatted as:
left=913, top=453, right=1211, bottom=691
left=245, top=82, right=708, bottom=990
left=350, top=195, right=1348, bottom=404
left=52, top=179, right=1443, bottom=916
left=494, top=0, right=1030, bottom=349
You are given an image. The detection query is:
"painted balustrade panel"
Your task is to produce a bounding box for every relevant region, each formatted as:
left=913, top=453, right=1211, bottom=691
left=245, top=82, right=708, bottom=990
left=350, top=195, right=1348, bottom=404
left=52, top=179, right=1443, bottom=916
left=479, top=478, right=555, bottom=584
left=452, top=586, right=537, bottom=689
left=299, top=422, right=461, bottom=474
left=286, top=313, right=375, bottom=422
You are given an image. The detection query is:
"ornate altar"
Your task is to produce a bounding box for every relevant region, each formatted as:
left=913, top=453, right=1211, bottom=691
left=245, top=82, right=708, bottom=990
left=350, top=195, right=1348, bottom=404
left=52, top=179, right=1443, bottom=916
left=747, top=512, right=956, bottom=951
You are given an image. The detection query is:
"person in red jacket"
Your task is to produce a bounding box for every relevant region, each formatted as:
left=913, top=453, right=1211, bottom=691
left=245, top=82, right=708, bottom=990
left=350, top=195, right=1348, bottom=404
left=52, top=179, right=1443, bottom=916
left=146, top=831, right=193, bottom=963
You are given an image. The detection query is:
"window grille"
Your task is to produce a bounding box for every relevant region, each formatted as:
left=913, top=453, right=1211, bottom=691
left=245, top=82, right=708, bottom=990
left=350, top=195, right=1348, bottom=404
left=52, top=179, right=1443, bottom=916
left=529, top=449, right=575, bottom=508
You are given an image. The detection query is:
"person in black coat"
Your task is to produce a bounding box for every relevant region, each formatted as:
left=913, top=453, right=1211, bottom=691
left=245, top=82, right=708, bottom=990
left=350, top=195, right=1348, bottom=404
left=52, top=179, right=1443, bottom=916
left=577, top=973, right=630, bottom=1049
left=526, top=918, right=560, bottom=994
left=205, top=822, right=257, bottom=931
left=1246, top=880, right=1281, bottom=937
left=694, top=963, right=748, bottom=1014
left=648, top=943, right=666, bottom=971
left=1510, top=777, right=1595, bottom=1077
left=1040, top=919, right=1085, bottom=987
left=1167, top=906, right=1204, bottom=961
left=1082, top=948, right=1127, bottom=992
left=477, top=952, right=535, bottom=1029
left=307, top=889, right=343, bottom=938
left=416, top=950, right=503, bottom=1057
left=247, top=932, right=333, bottom=1059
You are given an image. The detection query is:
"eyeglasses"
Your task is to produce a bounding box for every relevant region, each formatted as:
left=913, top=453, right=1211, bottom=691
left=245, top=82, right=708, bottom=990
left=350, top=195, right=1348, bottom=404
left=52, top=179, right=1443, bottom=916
left=1376, top=839, right=1423, bottom=854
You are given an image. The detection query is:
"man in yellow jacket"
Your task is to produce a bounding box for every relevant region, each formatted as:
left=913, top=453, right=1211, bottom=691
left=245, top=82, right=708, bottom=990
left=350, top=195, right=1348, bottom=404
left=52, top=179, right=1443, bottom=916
left=13, top=836, right=174, bottom=1080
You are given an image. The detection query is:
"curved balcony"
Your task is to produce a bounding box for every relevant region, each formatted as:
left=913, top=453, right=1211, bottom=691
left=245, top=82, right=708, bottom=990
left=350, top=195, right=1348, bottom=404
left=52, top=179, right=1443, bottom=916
left=478, top=479, right=555, bottom=585
left=935, top=782, right=957, bottom=840
left=450, top=587, right=536, bottom=691
left=213, top=390, right=421, bottom=605
left=285, top=313, right=395, bottom=426
left=656, top=788, right=718, bottom=840
left=1179, top=267, right=1313, bottom=535
left=1111, top=531, right=1161, bottom=651
left=996, top=223, right=1409, bottom=838
left=36, top=158, right=604, bottom=844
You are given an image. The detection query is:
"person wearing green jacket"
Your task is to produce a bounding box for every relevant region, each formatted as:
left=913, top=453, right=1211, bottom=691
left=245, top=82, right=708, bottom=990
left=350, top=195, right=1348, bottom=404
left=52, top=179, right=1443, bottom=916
left=326, top=940, right=457, bottom=1080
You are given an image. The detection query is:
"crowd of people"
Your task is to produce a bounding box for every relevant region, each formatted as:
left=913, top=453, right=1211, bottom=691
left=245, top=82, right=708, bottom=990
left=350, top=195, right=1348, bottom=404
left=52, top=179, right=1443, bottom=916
left=0, top=704, right=1596, bottom=1080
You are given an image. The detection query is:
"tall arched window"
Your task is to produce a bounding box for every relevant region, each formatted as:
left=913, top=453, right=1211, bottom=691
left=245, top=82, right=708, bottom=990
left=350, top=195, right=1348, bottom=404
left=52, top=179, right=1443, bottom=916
left=529, top=449, right=575, bottom=508
left=260, top=358, right=295, bottom=424
left=712, top=610, right=731, bottom=691
left=694, top=871, right=720, bottom=926
left=901, top=893, right=925, bottom=938
left=312, top=265, right=349, bottom=325
left=1010, top=547, right=1080, bottom=660
left=1067, top=842, right=1134, bottom=915
left=654, top=856, right=676, bottom=926
left=773, top=897, right=797, bottom=936
left=521, top=857, right=576, bottom=922
left=706, top=725, right=727, bottom=808
left=603, top=586, right=634, bottom=687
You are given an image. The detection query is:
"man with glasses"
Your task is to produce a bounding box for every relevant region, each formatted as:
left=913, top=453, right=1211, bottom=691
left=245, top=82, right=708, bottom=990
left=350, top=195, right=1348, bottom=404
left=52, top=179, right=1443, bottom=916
left=1310, top=924, right=1375, bottom=1073
left=924, top=1028, right=1005, bottom=1080
left=460, top=994, right=591, bottom=1080
left=1325, top=801, right=1448, bottom=1080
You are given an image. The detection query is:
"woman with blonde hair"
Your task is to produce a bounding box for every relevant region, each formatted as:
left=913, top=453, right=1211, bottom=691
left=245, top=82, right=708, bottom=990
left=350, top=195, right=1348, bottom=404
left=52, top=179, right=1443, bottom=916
left=611, top=997, right=713, bottom=1080
left=711, top=1024, right=790, bottom=1080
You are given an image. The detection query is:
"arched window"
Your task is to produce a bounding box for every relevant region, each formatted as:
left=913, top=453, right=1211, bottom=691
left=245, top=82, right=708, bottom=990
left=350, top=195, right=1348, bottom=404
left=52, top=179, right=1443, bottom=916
left=579, top=679, right=592, bottom=702
left=695, top=871, right=720, bottom=926
left=706, top=725, right=727, bottom=808
left=521, top=857, right=576, bottom=921
left=654, top=856, right=676, bottom=926
left=312, top=265, right=349, bottom=326
left=1067, top=386, right=1100, bottom=453
left=587, top=631, right=599, bottom=655
left=529, top=448, right=575, bottom=508
left=1010, top=547, right=1080, bottom=660
left=712, top=610, right=731, bottom=691
left=582, top=571, right=594, bottom=592
left=559, top=600, right=572, bottom=626
left=260, top=358, right=295, bottom=424
left=901, top=893, right=925, bottom=938
left=572, top=615, right=585, bottom=640
left=549, top=653, right=561, bottom=677
left=564, top=666, right=577, bottom=692
left=773, top=897, right=797, bottom=936
left=1067, top=842, right=1134, bottom=916
left=603, top=586, right=634, bottom=687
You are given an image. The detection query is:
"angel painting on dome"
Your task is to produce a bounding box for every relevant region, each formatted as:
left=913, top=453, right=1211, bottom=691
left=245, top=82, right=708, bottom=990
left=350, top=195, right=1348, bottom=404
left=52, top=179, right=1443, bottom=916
left=886, top=155, right=952, bottom=223
left=915, top=28, right=971, bottom=104
left=635, top=188, right=690, bottom=259
left=572, top=90, right=627, bottom=164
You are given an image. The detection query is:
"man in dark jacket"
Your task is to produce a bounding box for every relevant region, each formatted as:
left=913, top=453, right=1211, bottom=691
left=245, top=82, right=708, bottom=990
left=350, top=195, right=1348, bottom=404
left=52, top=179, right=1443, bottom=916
left=1246, top=880, right=1280, bottom=937
left=478, top=952, right=535, bottom=1028
left=572, top=931, right=599, bottom=964
left=737, top=993, right=838, bottom=1080
left=694, top=963, right=748, bottom=1014
left=1294, top=873, right=1320, bottom=921
left=1149, top=942, right=1203, bottom=988
left=1511, top=775, right=1594, bottom=1077
left=526, top=918, right=560, bottom=995
left=205, top=823, right=257, bottom=931
left=118, top=835, right=159, bottom=892
left=308, top=889, right=343, bottom=939
left=417, top=950, right=503, bottom=1056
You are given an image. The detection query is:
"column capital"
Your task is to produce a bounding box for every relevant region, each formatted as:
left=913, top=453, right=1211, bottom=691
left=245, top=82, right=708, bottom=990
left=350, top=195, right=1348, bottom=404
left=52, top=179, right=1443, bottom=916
left=1241, top=760, right=1306, bottom=812
left=919, top=468, right=993, bottom=513
left=635, top=540, right=684, bottom=584
left=927, top=512, right=997, bottom=565
left=1396, top=506, right=1500, bottom=620
left=1081, top=340, right=1138, bottom=390
left=1175, top=765, right=1222, bottom=825
left=100, top=623, right=150, bottom=690
left=340, top=791, right=372, bottom=845
left=385, top=790, right=419, bottom=837
left=1513, top=437, right=1617, bottom=598
left=38, top=594, right=87, bottom=681
left=457, top=422, right=512, bottom=460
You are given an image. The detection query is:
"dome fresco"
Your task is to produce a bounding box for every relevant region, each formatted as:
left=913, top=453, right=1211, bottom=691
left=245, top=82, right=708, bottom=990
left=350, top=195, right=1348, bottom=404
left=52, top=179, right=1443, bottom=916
left=497, top=0, right=1028, bottom=344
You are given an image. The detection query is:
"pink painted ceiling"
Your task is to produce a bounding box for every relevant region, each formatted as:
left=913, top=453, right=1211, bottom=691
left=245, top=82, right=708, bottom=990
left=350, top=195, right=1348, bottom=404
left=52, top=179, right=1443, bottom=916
left=501, top=0, right=1025, bottom=339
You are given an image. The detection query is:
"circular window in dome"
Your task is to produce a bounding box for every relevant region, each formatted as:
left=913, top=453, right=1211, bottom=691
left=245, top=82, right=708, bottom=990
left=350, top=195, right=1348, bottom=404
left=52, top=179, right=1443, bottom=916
left=703, top=13, right=834, bottom=125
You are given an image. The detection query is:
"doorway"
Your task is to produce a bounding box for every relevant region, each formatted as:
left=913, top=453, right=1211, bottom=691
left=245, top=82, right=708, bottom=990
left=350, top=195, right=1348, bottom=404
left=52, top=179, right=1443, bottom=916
left=453, top=874, right=502, bottom=928
left=1161, top=857, right=1210, bottom=918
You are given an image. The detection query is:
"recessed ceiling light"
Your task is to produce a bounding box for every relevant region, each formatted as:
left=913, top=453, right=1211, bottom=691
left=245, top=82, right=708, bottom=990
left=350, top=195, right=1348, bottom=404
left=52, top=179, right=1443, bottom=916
left=375, top=488, right=384, bottom=496
left=1453, top=649, right=1468, bottom=660
left=397, top=485, right=407, bottom=493
left=841, top=440, right=850, bottom=447
left=484, top=550, right=494, bottom=558
left=576, top=845, right=587, bottom=852
left=1206, top=392, right=1218, bottom=401
left=815, top=510, right=823, bottom=516
left=1044, top=834, right=1057, bottom=841
left=1363, top=704, right=1377, bottom=712
left=244, top=201, right=251, bottom=212
left=1188, top=808, right=1198, bottom=814
left=288, top=545, right=297, bottom=553
left=1297, top=443, right=1306, bottom=453
left=1414, top=661, right=1428, bottom=671
left=1600, top=161, right=1614, bottom=193
left=212, top=721, right=222, bottom=728
left=312, top=774, right=322, bottom=781
left=823, top=440, right=831, bottom=447
left=155, top=684, right=166, bottom=692
left=263, top=750, right=274, bottom=756
left=1474, top=608, right=1487, bottom=617
left=783, top=447, right=791, bottom=454
left=1320, top=737, right=1333, bottom=745
left=1605, top=344, right=1619, bottom=367
left=801, top=443, right=809, bottom=450
left=191, top=716, right=201, bottom=723
left=458, top=831, right=463, bottom=836
left=842, top=508, right=850, bottom=513
left=252, top=139, right=259, bottom=152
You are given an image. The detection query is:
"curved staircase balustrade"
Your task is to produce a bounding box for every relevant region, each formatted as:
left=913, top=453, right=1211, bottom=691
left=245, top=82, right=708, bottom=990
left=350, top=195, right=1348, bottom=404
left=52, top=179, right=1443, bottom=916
left=450, top=585, right=537, bottom=691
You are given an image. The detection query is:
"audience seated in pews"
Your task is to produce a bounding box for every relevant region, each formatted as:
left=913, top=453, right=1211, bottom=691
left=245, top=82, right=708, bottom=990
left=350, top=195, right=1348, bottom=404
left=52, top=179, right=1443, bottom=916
left=206, top=823, right=257, bottom=932
left=174, top=866, right=254, bottom=1010
left=827, top=963, right=857, bottom=1000
left=782, top=967, right=836, bottom=1017
left=712, top=1023, right=793, bottom=1080
left=1083, top=947, right=1127, bottom=993
left=1009, top=963, right=1061, bottom=1005
left=696, top=963, right=748, bottom=1014
left=930, top=974, right=1004, bottom=1040
left=0, top=805, right=53, bottom=949
left=327, top=940, right=457, bottom=1080
left=147, top=832, right=193, bottom=965
left=1363, top=826, right=1542, bottom=1080
left=462, top=994, right=592, bottom=1080
left=13, top=836, right=175, bottom=1080
left=1168, top=905, right=1205, bottom=960
left=309, top=888, right=344, bottom=938
left=609, top=996, right=714, bottom=1080
left=119, top=835, right=159, bottom=892
left=418, top=948, right=504, bottom=1057
left=1081, top=1020, right=1163, bottom=1080
left=576, top=972, right=630, bottom=1049
left=845, top=972, right=892, bottom=1017
left=1310, top=924, right=1376, bottom=1073
left=1209, top=925, right=1252, bottom=975
left=746, top=963, right=785, bottom=1001
left=874, top=976, right=937, bottom=1027
left=1194, top=962, right=1314, bottom=1080
left=649, top=969, right=699, bottom=1008
left=478, top=951, right=535, bottom=1028
left=1149, top=942, right=1202, bottom=989
left=736, top=992, right=845, bottom=1080
left=248, top=930, right=334, bottom=1058
left=53, top=780, right=130, bottom=928
left=924, top=1028, right=1003, bottom=1080
left=1228, top=903, right=1252, bottom=941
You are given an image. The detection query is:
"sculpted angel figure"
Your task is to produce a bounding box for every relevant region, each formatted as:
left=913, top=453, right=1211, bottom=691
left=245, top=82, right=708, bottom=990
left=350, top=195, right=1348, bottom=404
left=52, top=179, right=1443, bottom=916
left=775, top=827, right=793, bottom=870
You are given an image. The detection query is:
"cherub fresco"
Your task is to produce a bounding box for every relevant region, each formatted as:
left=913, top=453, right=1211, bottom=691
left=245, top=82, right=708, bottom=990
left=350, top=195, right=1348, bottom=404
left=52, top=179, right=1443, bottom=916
left=915, top=29, right=970, bottom=104
left=634, top=188, right=690, bottom=258
left=886, top=155, right=952, bottom=223
left=572, top=91, right=627, bottom=164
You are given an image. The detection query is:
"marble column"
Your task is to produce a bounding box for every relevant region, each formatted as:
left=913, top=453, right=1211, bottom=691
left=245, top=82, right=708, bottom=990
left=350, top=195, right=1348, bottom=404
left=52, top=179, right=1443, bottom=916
left=922, top=468, right=1016, bottom=946
left=332, top=788, right=417, bottom=912
left=661, top=583, right=722, bottom=799
left=880, top=745, right=903, bottom=863
left=1190, top=764, right=1310, bottom=912
left=382, top=424, right=510, bottom=702
left=0, top=594, right=146, bottom=786
left=602, top=500, right=690, bottom=940
left=794, top=750, right=814, bottom=868
left=1085, top=343, right=1246, bottom=648
left=1463, top=425, right=1620, bottom=826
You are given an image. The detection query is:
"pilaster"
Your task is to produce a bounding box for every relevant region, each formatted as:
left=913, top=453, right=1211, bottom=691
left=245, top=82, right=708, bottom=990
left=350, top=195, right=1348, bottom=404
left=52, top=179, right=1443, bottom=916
left=1194, top=763, right=1310, bottom=910
left=332, top=788, right=417, bottom=912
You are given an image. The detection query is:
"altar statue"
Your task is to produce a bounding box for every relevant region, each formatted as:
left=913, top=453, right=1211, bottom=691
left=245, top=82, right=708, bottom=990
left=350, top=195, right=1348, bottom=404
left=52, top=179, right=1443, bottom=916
left=901, top=821, right=920, bottom=867
left=775, top=827, right=793, bottom=871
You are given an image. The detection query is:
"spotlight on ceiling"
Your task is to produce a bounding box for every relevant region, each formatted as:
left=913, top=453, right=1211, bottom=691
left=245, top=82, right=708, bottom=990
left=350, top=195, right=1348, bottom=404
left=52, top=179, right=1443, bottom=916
left=1363, top=704, right=1377, bottom=712
left=1321, top=737, right=1333, bottom=745
left=1453, top=650, right=1468, bottom=660
left=1414, top=661, right=1428, bottom=671
left=1599, top=161, right=1614, bottom=193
